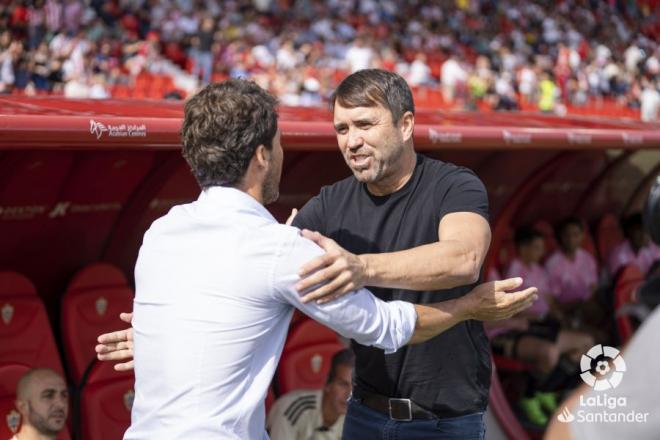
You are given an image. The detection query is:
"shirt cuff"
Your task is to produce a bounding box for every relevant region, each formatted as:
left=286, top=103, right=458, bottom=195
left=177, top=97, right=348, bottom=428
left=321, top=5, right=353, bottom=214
left=383, top=301, right=417, bottom=354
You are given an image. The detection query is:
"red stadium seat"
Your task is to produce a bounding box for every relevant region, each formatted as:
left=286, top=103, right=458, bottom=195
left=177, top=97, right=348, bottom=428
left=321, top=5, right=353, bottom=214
left=277, top=320, right=343, bottom=394
left=277, top=342, right=344, bottom=395
left=80, top=360, right=134, bottom=440
left=613, top=264, right=645, bottom=345
left=0, top=363, right=30, bottom=438
left=489, top=359, right=530, bottom=440
left=580, top=221, right=597, bottom=257
left=596, top=214, right=624, bottom=264
left=284, top=319, right=340, bottom=351
left=0, top=272, right=64, bottom=376
left=265, top=385, right=275, bottom=414
left=111, top=84, right=131, bottom=99
left=492, top=354, right=531, bottom=373
left=289, top=309, right=307, bottom=328
left=0, top=362, right=71, bottom=440
left=495, top=226, right=516, bottom=274
left=61, top=263, right=134, bottom=383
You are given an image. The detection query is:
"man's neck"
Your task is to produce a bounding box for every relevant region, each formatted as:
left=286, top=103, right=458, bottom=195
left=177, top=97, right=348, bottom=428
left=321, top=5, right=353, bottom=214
left=233, top=182, right=265, bottom=206
left=16, top=425, right=57, bottom=440
left=366, top=149, right=417, bottom=196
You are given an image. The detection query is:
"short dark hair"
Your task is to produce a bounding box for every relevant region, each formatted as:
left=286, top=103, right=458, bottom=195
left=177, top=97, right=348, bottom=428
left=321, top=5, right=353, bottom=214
left=326, top=348, right=355, bottom=385
left=514, top=226, right=543, bottom=248
left=181, top=79, right=278, bottom=188
left=332, top=69, right=415, bottom=122
left=554, top=217, right=583, bottom=240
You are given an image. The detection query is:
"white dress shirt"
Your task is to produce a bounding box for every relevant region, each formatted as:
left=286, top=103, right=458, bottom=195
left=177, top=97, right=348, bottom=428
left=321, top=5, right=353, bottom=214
left=124, top=186, right=417, bottom=440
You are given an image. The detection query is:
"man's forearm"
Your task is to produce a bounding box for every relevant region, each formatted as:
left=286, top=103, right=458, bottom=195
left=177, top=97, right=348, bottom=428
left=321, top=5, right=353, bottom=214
left=361, top=240, right=480, bottom=291
left=408, top=297, right=469, bottom=344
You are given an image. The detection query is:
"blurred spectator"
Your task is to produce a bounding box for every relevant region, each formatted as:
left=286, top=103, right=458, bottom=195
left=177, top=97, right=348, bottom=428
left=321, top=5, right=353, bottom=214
left=344, top=36, right=374, bottom=73
left=506, top=227, right=553, bottom=319
left=407, top=53, right=432, bottom=87
left=267, top=349, right=354, bottom=440
left=545, top=218, right=598, bottom=307
left=190, top=17, right=214, bottom=85
left=492, top=226, right=594, bottom=427
left=545, top=218, right=607, bottom=342
left=538, top=70, right=558, bottom=113
left=608, top=212, right=660, bottom=276
left=640, top=78, right=659, bottom=122
left=11, top=368, right=69, bottom=440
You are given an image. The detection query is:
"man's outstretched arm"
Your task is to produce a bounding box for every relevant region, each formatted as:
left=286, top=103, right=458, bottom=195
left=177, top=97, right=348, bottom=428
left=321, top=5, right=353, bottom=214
left=96, top=277, right=537, bottom=369
left=296, top=212, right=490, bottom=303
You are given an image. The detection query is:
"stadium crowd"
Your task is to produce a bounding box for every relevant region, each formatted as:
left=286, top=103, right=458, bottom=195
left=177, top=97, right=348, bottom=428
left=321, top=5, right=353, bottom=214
left=0, top=0, right=658, bottom=119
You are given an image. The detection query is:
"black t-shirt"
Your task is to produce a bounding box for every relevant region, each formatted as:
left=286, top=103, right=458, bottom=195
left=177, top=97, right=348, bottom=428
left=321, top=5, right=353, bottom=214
left=292, top=154, right=492, bottom=418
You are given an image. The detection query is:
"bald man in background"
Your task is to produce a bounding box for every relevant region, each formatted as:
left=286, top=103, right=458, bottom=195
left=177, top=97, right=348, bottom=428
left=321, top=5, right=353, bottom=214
left=11, top=368, right=68, bottom=440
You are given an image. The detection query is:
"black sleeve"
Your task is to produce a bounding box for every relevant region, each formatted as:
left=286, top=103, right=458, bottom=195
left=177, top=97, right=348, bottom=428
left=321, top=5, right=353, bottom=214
left=291, top=192, right=327, bottom=234
left=436, top=167, right=489, bottom=222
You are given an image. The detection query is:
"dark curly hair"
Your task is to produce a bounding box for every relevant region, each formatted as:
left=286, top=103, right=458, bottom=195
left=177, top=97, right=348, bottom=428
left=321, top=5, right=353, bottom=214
left=331, top=69, right=414, bottom=122
left=181, top=80, right=278, bottom=188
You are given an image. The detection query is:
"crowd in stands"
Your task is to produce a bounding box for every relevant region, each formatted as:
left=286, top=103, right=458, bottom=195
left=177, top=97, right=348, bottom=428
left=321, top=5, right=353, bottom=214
left=0, top=0, right=658, bottom=120
left=487, top=213, right=660, bottom=427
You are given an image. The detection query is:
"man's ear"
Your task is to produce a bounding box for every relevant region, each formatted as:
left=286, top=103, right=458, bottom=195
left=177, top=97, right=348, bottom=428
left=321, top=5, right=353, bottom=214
left=399, top=111, right=415, bottom=142
left=15, top=398, right=27, bottom=415
left=254, top=144, right=269, bottom=168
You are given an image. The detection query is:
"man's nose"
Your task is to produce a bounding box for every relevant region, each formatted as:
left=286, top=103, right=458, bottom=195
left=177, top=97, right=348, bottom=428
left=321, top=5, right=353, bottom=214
left=54, top=395, right=68, bottom=409
left=346, top=129, right=363, bottom=150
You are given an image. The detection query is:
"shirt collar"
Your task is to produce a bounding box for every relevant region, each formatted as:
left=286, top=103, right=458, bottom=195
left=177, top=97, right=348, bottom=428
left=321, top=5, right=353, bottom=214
left=197, top=186, right=276, bottom=222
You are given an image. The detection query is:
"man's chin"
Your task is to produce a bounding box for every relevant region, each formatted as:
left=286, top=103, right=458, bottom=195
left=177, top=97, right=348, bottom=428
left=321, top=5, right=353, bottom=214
left=351, top=168, right=376, bottom=183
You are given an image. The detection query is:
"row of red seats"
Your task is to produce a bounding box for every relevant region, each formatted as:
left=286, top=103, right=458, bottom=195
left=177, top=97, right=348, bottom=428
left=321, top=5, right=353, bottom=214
left=0, top=264, right=345, bottom=438
left=0, top=264, right=134, bottom=439
left=111, top=73, right=180, bottom=100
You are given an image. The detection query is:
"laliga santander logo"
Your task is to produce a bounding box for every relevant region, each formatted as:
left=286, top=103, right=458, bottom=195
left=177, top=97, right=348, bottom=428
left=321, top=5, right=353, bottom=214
left=579, top=344, right=626, bottom=391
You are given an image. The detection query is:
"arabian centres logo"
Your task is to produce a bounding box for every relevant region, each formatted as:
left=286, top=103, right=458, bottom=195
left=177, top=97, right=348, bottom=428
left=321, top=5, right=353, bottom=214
left=556, top=344, right=650, bottom=424
left=90, top=119, right=147, bottom=139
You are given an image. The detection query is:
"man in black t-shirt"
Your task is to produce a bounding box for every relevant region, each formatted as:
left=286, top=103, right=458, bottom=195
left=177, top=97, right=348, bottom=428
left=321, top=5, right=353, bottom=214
left=291, top=70, right=494, bottom=439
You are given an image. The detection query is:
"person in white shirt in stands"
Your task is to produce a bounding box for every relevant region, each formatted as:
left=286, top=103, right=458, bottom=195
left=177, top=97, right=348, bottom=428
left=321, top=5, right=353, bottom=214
left=10, top=368, right=68, bottom=440
left=100, top=79, right=536, bottom=440
left=267, top=349, right=354, bottom=440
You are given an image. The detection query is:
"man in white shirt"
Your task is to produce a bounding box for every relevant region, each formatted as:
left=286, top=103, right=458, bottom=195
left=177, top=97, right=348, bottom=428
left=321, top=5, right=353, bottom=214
left=267, top=349, right=354, bottom=440
left=99, top=79, right=537, bottom=439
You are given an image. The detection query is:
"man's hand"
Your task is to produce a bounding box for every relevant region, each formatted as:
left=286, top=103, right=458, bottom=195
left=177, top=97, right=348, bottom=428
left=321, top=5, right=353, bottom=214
left=296, top=229, right=369, bottom=304
left=461, top=278, right=538, bottom=321
left=95, top=312, right=134, bottom=371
